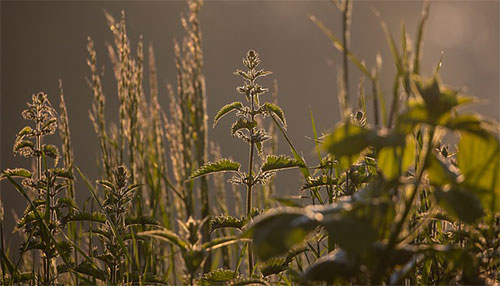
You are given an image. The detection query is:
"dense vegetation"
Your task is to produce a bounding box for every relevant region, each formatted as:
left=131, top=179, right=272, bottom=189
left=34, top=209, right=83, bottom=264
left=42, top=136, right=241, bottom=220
left=1, top=0, right=499, bottom=285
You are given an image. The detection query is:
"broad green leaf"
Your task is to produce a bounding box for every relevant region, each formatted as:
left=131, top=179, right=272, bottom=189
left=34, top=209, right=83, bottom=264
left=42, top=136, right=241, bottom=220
left=302, top=249, right=356, bottom=283
left=213, top=102, right=243, bottom=127
left=413, top=76, right=473, bottom=123
left=377, top=135, right=415, bottom=181
left=262, top=102, right=287, bottom=127
left=260, top=155, right=305, bottom=173
left=323, top=215, right=376, bottom=255
left=0, top=168, right=32, bottom=181
left=189, top=158, right=240, bottom=180
left=434, top=186, right=484, bottom=224
left=444, top=113, right=495, bottom=137
left=323, top=122, right=375, bottom=170
left=457, top=131, right=500, bottom=211
left=426, top=152, right=458, bottom=187
left=248, top=208, right=320, bottom=261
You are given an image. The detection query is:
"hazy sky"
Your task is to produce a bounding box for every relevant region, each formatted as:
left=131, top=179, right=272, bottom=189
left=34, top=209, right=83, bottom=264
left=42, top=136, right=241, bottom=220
left=1, top=1, right=499, bottom=236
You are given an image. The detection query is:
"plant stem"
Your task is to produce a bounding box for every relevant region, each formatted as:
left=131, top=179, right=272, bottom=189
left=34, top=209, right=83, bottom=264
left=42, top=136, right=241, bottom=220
left=246, top=91, right=256, bottom=275
left=342, top=0, right=351, bottom=105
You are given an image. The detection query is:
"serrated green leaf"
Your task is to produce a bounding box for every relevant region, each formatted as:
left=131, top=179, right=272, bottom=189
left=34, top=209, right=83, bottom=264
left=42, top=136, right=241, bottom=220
left=302, top=175, right=337, bottom=190
left=231, top=118, right=256, bottom=137
left=0, top=168, right=32, bottom=181
left=125, top=215, right=159, bottom=226
left=189, top=159, right=240, bottom=180
left=209, top=215, right=245, bottom=233
left=213, top=102, right=243, bottom=127
left=426, top=152, right=458, bottom=187
left=65, top=212, right=106, bottom=224
left=260, top=257, right=287, bottom=277
left=198, top=268, right=240, bottom=285
left=260, top=155, right=305, bottom=173
left=263, top=102, right=287, bottom=127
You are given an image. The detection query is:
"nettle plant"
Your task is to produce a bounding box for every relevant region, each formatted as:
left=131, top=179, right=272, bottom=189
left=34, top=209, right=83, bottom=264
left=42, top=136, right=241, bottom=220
left=188, top=50, right=304, bottom=274
left=1, top=92, right=76, bottom=285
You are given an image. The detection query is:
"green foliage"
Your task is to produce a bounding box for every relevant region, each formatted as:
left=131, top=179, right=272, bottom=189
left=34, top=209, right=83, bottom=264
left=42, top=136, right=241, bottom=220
left=1, top=1, right=499, bottom=285
left=189, top=159, right=241, bottom=180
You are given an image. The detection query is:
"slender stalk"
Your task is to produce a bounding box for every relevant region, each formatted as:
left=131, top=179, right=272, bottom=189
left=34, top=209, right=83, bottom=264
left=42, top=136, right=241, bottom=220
left=246, top=86, right=257, bottom=275
left=341, top=0, right=351, bottom=105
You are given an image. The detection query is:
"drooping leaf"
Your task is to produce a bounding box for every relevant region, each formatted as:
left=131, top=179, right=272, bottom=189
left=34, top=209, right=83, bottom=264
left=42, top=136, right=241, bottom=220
left=377, top=134, right=415, bottom=181
left=209, top=215, right=245, bottom=233
left=248, top=208, right=320, bottom=261
left=64, top=212, right=106, bottom=224
left=213, top=102, right=243, bottom=127
left=457, top=131, right=500, bottom=211
left=260, top=258, right=288, bottom=277
left=260, top=155, right=305, bottom=173
left=125, top=215, right=159, bottom=226
left=138, top=229, right=189, bottom=252
left=323, top=122, right=376, bottom=170
left=189, top=159, right=240, bottom=180
left=53, top=168, right=74, bottom=180
left=262, top=102, right=287, bottom=127
left=413, top=76, right=473, bottom=123
left=301, top=249, right=357, bottom=284
left=322, top=215, right=377, bottom=255
left=434, top=186, right=484, bottom=224
left=426, top=152, right=458, bottom=187
left=231, top=118, right=256, bottom=137
left=198, top=268, right=241, bottom=285
left=0, top=168, right=32, bottom=181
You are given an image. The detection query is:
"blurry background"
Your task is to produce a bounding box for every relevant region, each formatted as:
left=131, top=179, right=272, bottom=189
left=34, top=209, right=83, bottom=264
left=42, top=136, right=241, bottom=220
left=1, top=1, right=499, bottom=239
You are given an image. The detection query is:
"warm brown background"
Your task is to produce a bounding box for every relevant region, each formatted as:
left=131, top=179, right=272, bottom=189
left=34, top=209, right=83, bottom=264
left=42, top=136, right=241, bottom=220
left=1, top=1, right=499, bottom=241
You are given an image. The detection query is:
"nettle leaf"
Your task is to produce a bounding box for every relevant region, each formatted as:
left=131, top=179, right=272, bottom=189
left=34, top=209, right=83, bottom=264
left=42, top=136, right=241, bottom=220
left=434, top=186, right=484, bottom=224
left=251, top=128, right=271, bottom=144
left=260, top=155, right=305, bottom=173
left=426, top=152, right=458, bottom=187
left=213, top=102, right=243, bottom=127
left=413, top=76, right=473, bottom=123
left=125, top=215, right=159, bottom=226
left=42, top=144, right=60, bottom=159
left=0, top=168, right=32, bottom=181
left=323, top=122, right=376, bottom=170
left=262, top=102, right=287, bottom=127
left=231, top=118, right=256, bottom=137
left=247, top=208, right=320, bottom=261
left=16, top=126, right=34, bottom=138
left=64, top=212, right=106, bottom=224
left=260, top=257, right=287, bottom=277
left=302, top=248, right=357, bottom=284
left=52, top=168, right=74, bottom=180
left=189, top=159, right=240, bottom=180
left=13, top=140, right=35, bottom=155
left=322, top=215, right=377, bottom=255
left=302, top=175, right=337, bottom=190
left=377, top=135, right=415, bottom=181
left=457, top=131, right=500, bottom=211
left=209, top=215, right=245, bottom=233
left=198, top=268, right=241, bottom=285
